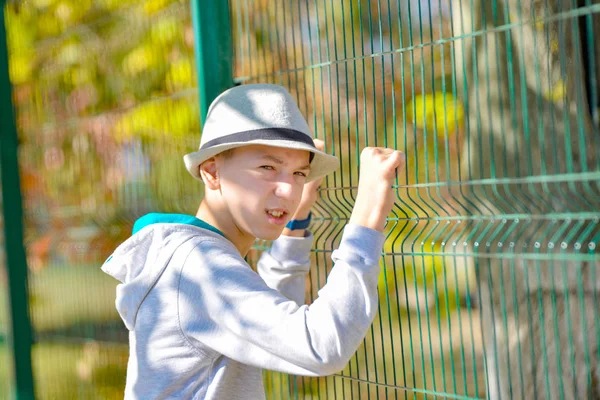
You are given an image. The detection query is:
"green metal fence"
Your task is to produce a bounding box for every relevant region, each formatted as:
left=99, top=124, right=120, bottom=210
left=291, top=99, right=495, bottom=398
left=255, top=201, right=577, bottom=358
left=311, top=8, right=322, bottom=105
left=0, top=0, right=599, bottom=399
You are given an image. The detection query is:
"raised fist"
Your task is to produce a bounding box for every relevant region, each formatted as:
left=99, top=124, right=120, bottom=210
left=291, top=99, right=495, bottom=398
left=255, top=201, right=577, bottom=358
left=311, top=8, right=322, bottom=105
left=350, top=147, right=405, bottom=232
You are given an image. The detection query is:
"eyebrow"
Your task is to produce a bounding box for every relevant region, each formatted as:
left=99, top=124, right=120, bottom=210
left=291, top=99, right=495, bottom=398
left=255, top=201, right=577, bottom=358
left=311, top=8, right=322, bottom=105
left=260, top=155, right=311, bottom=171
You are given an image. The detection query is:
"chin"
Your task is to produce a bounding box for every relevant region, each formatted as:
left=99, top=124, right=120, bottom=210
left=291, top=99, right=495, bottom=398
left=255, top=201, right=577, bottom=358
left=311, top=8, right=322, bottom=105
left=256, top=229, right=284, bottom=241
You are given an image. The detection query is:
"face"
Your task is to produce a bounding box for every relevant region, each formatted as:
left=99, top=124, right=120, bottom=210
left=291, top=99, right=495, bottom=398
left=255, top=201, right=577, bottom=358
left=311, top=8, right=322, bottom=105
left=214, top=145, right=311, bottom=241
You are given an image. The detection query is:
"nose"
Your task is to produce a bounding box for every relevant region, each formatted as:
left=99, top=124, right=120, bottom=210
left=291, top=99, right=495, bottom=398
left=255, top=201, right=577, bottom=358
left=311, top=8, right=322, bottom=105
left=273, top=175, right=296, bottom=199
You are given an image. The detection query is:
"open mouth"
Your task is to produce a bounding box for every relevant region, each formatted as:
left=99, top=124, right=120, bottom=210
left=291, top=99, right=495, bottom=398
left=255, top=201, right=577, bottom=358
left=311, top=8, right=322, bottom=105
left=266, top=209, right=288, bottom=225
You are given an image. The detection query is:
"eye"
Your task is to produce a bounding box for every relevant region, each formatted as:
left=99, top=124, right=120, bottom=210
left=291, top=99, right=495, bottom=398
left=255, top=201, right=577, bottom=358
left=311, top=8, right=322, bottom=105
left=260, top=165, right=275, bottom=170
left=294, top=171, right=307, bottom=178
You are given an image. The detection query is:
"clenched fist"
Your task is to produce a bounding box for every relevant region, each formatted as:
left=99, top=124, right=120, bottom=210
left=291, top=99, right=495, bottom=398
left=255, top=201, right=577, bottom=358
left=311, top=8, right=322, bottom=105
left=349, top=147, right=405, bottom=232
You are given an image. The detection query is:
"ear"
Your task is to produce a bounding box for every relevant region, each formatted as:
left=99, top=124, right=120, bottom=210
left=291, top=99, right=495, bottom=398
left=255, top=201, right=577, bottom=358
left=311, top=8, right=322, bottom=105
left=198, top=158, right=220, bottom=190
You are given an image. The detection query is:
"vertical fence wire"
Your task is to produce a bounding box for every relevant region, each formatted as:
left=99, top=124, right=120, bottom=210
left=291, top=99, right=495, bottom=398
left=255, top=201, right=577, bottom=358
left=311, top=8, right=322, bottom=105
left=231, top=1, right=600, bottom=399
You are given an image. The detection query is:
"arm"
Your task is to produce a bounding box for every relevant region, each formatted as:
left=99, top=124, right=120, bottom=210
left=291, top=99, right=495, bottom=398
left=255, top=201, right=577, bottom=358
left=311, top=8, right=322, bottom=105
left=256, top=232, right=313, bottom=305
left=178, top=225, right=384, bottom=376
left=178, top=147, right=404, bottom=376
left=257, top=139, right=323, bottom=304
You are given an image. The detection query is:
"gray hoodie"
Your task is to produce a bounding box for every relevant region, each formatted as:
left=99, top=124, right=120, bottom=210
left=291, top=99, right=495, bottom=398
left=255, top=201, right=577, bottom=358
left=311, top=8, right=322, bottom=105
left=102, top=213, right=385, bottom=399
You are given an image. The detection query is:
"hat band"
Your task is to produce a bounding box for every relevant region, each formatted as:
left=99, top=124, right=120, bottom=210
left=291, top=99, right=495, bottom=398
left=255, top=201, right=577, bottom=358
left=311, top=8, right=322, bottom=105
left=200, top=128, right=316, bottom=150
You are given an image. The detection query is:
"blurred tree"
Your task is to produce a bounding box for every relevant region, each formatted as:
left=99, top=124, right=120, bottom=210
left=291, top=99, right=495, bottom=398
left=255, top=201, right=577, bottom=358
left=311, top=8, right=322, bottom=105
left=6, top=0, right=201, bottom=266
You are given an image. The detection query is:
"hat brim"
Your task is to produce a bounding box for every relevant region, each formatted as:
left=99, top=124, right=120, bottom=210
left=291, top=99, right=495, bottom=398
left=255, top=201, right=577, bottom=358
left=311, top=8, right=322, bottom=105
left=183, top=140, right=339, bottom=183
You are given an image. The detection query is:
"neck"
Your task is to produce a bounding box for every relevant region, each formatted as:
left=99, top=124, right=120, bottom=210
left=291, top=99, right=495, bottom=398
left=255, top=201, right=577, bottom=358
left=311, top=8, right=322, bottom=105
left=195, top=200, right=255, bottom=257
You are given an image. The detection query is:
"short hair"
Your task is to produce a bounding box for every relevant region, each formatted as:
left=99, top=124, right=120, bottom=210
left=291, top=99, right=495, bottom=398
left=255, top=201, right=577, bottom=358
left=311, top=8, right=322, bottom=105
left=218, top=149, right=235, bottom=159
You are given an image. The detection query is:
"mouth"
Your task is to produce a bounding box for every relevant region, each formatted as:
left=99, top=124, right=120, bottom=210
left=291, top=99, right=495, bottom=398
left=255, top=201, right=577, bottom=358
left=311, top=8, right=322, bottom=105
left=265, top=209, right=288, bottom=226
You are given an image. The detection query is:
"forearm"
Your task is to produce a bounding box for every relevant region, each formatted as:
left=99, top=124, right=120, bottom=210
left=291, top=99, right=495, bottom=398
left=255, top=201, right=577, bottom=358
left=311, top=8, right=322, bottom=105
left=257, top=232, right=313, bottom=304
left=349, top=191, right=388, bottom=232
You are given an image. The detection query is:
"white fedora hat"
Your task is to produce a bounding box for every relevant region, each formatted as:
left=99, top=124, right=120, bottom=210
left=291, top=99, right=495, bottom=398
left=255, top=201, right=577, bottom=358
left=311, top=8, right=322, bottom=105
left=184, top=84, right=339, bottom=183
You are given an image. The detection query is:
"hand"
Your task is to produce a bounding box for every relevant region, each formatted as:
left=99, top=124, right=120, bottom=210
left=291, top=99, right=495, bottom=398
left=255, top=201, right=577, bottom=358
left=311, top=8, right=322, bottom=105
left=349, top=147, right=405, bottom=232
left=290, top=139, right=325, bottom=220
left=282, top=139, right=325, bottom=237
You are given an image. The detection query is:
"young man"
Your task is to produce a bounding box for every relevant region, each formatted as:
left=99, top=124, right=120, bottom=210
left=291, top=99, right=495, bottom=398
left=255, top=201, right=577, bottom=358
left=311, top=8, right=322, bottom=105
left=102, top=84, right=405, bottom=399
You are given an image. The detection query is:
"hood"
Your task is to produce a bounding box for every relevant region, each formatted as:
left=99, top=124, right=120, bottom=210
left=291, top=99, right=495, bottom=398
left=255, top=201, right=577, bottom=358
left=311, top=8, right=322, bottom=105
left=101, top=213, right=225, bottom=330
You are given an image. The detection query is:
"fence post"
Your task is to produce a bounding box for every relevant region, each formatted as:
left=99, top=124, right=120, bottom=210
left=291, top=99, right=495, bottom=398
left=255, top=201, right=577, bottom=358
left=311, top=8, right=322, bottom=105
left=190, top=0, right=234, bottom=122
left=0, top=3, right=36, bottom=400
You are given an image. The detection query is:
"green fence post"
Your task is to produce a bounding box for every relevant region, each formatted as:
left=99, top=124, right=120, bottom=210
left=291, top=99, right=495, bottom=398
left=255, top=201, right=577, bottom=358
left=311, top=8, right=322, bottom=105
left=0, top=3, right=35, bottom=400
left=190, top=0, right=234, bottom=122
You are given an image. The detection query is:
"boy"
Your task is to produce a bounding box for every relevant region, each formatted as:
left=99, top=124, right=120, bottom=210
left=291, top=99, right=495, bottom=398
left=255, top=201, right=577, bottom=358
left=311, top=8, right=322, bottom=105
left=102, top=84, right=405, bottom=399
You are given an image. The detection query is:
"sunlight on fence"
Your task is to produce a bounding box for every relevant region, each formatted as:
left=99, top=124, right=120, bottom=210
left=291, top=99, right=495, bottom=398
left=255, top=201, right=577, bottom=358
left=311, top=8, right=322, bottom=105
left=1, top=0, right=598, bottom=398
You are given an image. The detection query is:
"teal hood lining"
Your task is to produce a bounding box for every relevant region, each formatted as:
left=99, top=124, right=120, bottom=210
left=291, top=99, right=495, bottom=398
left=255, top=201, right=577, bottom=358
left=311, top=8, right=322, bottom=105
left=132, top=213, right=226, bottom=238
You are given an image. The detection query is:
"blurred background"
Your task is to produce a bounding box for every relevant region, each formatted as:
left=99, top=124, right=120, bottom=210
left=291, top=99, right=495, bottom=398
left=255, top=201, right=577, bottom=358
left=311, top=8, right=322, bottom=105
left=0, top=0, right=598, bottom=399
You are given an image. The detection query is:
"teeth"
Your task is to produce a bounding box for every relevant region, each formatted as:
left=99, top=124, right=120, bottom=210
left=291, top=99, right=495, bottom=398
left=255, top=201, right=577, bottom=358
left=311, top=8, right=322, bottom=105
left=269, top=210, right=284, bottom=218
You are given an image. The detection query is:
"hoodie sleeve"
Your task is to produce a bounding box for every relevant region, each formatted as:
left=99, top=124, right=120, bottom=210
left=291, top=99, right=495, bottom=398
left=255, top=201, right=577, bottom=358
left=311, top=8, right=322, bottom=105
left=256, top=231, right=313, bottom=305
left=177, top=224, right=385, bottom=376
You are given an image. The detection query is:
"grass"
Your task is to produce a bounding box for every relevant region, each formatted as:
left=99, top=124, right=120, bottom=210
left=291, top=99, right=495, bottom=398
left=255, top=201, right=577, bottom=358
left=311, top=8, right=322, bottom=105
left=27, top=264, right=119, bottom=332
left=1, top=263, right=127, bottom=397
left=0, top=341, right=128, bottom=399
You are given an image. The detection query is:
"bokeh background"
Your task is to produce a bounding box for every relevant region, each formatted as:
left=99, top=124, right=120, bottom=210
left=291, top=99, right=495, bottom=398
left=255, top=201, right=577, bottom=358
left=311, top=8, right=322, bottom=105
left=1, top=0, right=598, bottom=399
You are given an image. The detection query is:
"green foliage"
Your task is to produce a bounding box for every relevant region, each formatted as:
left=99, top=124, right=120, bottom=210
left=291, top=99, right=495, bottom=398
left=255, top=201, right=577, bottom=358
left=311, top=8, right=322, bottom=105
left=407, top=91, right=465, bottom=134
left=7, top=0, right=200, bottom=231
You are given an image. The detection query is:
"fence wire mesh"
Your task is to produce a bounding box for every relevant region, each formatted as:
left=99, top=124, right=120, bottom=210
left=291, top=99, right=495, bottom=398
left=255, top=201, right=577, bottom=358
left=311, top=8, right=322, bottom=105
left=0, top=0, right=599, bottom=399
left=232, top=1, right=600, bottom=399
